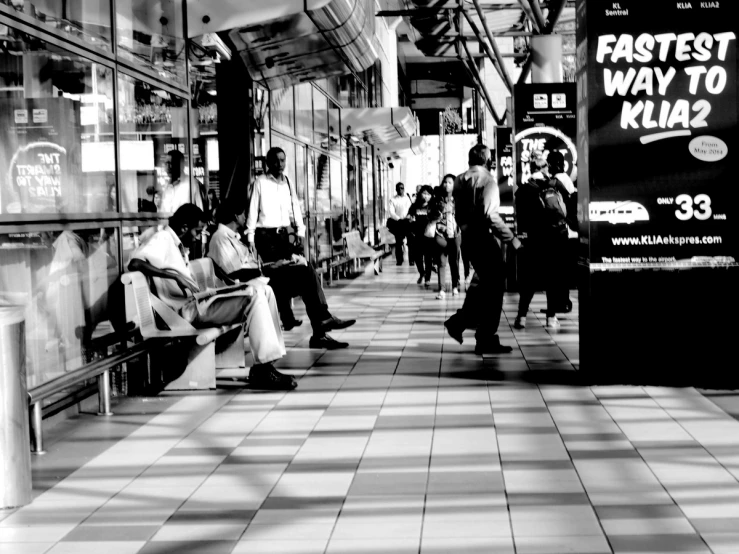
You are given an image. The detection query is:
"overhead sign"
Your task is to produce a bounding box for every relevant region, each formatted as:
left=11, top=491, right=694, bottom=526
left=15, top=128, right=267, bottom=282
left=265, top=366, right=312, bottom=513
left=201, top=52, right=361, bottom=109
left=581, top=0, right=736, bottom=270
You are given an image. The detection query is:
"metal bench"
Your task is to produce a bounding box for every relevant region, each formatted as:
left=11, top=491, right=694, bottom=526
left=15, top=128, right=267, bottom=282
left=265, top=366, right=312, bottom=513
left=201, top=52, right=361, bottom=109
left=121, top=257, right=246, bottom=391
left=343, top=230, right=384, bottom=275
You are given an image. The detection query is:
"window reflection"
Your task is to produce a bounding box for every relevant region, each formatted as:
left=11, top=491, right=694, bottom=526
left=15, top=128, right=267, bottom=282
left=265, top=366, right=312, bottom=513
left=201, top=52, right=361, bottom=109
left=0, top=0, right=112, bottom=50
left=0, top=30, right=115, bottom=215
left=0, top=227, right=119, bottom=388
left=116, top=0, right=186, bottom=85
left=118, top=74, right=203, bottom=214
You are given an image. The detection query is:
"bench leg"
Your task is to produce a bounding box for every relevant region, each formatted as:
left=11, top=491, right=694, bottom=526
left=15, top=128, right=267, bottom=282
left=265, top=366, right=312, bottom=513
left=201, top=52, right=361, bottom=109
left=216, top=326, right=246, bottom=369
left=97, top=369, right=113, bottom=416
left=31, top=402, right=45, bottom=455
left=165, top=341, right=217, bottom=390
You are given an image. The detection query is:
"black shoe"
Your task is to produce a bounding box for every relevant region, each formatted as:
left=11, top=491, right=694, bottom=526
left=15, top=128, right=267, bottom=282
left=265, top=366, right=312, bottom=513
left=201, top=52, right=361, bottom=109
left=321, top=316, right=356, bottom=332
left=474, top=343, right=513, bottom=355
left=396, top=261, right=403, bottom=266
left=283, top=318, right=303, bottom=331
left=249, top=364, right=297, bottom=390
left=417, top=276, right=423, bottom=284
left=309, top=334, right=349, bottom=349
left=444, top=319, right=464, bottom=345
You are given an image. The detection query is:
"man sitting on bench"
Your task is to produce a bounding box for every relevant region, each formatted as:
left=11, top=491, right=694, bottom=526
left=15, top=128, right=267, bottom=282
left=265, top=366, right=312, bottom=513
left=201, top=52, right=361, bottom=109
left=212, top=202, right=355, bottom=350
left=128, top=204, right=297, bottom=390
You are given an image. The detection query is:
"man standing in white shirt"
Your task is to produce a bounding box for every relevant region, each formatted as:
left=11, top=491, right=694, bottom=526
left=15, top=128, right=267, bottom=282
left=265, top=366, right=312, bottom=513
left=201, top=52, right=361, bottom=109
left=387, top=182, right=413, bottom=266
left=245, top=147, right=356, bottom=349
left=129, top=204, right=297, bottom=390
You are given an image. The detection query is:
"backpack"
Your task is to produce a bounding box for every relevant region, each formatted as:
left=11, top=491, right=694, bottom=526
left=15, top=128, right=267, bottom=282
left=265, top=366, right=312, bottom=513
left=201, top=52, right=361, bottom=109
left=539, top=178, right=568, bottom=231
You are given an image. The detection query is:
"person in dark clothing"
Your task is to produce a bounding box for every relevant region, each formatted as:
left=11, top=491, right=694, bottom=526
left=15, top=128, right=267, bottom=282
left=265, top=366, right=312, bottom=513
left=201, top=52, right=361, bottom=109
left=444, top=145, right=522, bottom=355
left=513, top=156, right=570, bottom=329
left=409, top=185, right=435, bottom=287
left=429, top=177, right=461, bottom=299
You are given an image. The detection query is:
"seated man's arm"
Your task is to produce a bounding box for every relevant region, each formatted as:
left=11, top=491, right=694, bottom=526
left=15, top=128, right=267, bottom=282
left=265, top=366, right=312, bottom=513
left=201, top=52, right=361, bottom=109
left=128, top=258, right=199, bottom=295
left=210, top=259, right=237, bottom=286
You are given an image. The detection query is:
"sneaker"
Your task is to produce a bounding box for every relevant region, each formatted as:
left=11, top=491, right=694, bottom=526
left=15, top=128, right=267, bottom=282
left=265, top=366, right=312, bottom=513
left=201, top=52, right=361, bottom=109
left=513, top=316, right=526, bottom=330
left=436, top=290, right=446, bottom=300
left=474, top=343, right=513, bottom=355
left=546, top=316, right=560, bottom=329
left=321, top=316, right=356, bottom=332
left=452, top=288, right=459, bottom=296
left=249, top=364, right=297, bottom=390
left=282, top=318, right=303, bottom=331
left=444, top=318, right=464, bottom=344
left=309, top=334, right=349, bottom=349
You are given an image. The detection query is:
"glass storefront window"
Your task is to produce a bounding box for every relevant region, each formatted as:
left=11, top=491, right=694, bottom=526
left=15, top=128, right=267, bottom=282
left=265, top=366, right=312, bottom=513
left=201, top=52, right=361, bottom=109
left=311, top=88, right=327, bottom=151
left=252, top=85, right=270, bottom=176
left=0, top=33, right=115, bottom=216
left=329, top=156, right=344, bottom=242
left=271, top=87, right=294, bottom=136
left=117, top=73, right=200, bottom=215
left=0, top=0, right=112, bottom=50
left=328, top=100, right=341, bottom=155
left=116, top=0, right=186, bottom=85
left=295, top=84, right=312, bottom=145
left=315, top=152, right=331, bottom=261
left=0, top=226, right=120, bottom=388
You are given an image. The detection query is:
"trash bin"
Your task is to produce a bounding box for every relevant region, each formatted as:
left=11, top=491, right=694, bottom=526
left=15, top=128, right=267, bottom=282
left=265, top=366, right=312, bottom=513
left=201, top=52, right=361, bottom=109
left=0, top=305, right=32, bottom=509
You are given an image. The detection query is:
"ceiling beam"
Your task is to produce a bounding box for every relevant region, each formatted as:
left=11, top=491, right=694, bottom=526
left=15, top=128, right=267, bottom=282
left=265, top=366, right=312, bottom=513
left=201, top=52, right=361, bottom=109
left=516, top=0, right=542, bottom=33
left=459, top=38, right=503, bottom=126
left=516, top=0, right=568, bottom=84
left=468, top=0, right=515, bottom=92
left=530, top=0, right=548, bottom=32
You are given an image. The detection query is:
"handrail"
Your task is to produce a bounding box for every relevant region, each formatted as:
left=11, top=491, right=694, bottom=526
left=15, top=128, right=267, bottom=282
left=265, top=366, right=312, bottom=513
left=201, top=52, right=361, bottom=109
left=28, top=338, right=158, bottom=405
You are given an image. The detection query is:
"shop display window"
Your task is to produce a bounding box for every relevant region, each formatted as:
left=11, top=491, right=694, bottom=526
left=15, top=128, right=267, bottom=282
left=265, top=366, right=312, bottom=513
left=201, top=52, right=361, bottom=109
left=0, top=0, right=112, bottom=50
left=295, top=83, right=312, bottom=145
left=0, top=32, right=115, bottom=216
left=0, top=226, right=120, bottom=388
left=116, top=0, right=186, bottom=86
left=271, top=87, right=294, bottom=137
left=117, top=73, right=198, bottom=215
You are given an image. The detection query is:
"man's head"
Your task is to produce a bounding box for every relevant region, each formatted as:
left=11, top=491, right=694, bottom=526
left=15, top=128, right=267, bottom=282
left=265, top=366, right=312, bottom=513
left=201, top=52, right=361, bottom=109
left=530, top=156, right=549, bottom=176
left=166, top=149, right=185, bottom=181
left=266, top=147, right=287, bottom=177
left=170, top=203, right=207, bottom=246
left=395, top=182, right=405, bottom=196
left=547, top=151, right=565, bottom=174
left=468, top=144, right=491, bottom=168
left=217, top=203, right=246, bottom=230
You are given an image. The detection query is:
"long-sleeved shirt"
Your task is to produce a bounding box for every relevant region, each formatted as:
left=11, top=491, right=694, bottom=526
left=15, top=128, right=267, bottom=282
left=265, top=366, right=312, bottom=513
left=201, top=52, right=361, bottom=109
left=246, top=173, right=305, bottom=242
left=388, top=193, right=412, bottom=220
left=453, top=165, right=516, bottom=243
left=207, top=224, right=258, bottom=275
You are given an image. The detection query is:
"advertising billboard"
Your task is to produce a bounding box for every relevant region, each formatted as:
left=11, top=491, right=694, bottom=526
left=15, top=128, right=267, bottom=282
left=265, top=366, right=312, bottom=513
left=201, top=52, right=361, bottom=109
left=582, top=0, right=736, bottom=270
left=494, top=126, right=515, bottom=228
left=514, top=83, right=578, bottom=187
left=577, top=0, right=739, bottom=385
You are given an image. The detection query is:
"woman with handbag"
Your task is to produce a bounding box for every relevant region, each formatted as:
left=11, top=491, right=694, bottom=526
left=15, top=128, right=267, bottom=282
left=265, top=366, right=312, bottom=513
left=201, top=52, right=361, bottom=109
left=409, top=185, right=435, bottom=287
left=429, top=177, right=461, bottom=299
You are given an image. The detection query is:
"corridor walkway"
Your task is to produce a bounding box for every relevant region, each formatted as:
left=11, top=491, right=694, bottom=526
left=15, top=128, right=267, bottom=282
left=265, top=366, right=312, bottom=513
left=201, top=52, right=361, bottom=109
left=2, top=263, right=739, bottom=554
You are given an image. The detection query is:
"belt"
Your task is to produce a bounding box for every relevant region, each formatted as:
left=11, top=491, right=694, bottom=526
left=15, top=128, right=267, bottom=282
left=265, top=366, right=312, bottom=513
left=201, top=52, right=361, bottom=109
left=257, top=226, right=291, bottom=235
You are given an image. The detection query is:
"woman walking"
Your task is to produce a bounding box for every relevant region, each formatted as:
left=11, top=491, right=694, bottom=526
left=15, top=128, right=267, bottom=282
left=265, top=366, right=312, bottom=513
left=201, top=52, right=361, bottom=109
left=430, top=176, right=461, bottom=299
left=409, top=185, right=435, bottom=287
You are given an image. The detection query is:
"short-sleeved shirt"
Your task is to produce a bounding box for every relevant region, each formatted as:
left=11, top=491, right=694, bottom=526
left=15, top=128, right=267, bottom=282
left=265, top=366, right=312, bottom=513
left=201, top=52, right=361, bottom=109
left=130, top=226, right=193, bottom=311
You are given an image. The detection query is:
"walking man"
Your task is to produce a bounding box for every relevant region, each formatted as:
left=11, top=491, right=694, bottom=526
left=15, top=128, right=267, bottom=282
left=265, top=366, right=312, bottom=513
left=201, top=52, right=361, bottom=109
left=387, top=182, right=413, bottom=265
left=444, top=144, right=522, bottom=354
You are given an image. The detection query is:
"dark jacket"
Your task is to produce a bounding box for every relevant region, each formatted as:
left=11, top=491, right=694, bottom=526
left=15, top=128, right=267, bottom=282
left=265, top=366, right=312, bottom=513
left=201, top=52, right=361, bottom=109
left=453, top=166, right=514, bottom=242
left=409, top=201, right=431, bottom=237
left=515, top=175, right=569, bottom=241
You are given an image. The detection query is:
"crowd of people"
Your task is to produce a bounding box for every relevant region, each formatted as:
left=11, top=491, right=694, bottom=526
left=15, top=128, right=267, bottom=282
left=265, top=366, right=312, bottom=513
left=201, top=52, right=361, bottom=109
left=127, top=143, right=575, bottom=392
left=389, top=144, right=576, bottom=352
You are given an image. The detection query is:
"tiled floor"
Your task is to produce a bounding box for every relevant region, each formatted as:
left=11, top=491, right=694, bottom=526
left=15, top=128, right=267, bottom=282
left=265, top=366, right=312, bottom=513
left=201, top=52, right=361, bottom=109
left=2, top=262, right=739, bottom=553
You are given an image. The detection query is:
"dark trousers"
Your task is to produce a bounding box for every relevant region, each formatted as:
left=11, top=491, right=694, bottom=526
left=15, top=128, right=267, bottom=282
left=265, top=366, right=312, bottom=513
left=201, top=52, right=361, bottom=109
left=264, top=263, right=330, bottom=333
left=461, top=238, right=473, bottom=279
left=448, top=233, right=506, bottom=343
left=415, top=236, right=435, bottom=282
left=436, top=234, right=461, bottom=292
left=516, top=235, right=568, bottom=318
left=389, top=219, right=413, bottom=265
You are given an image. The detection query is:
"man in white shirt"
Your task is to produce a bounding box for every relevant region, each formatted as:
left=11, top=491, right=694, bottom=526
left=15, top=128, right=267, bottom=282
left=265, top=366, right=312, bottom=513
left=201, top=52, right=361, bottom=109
left=160, top=150, right=206, bottom=214
left=387, top=182, right=413, bottom=265
left=244, top=148, right=356, bottom=349
left=129, top=204, right=296, bottom=390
